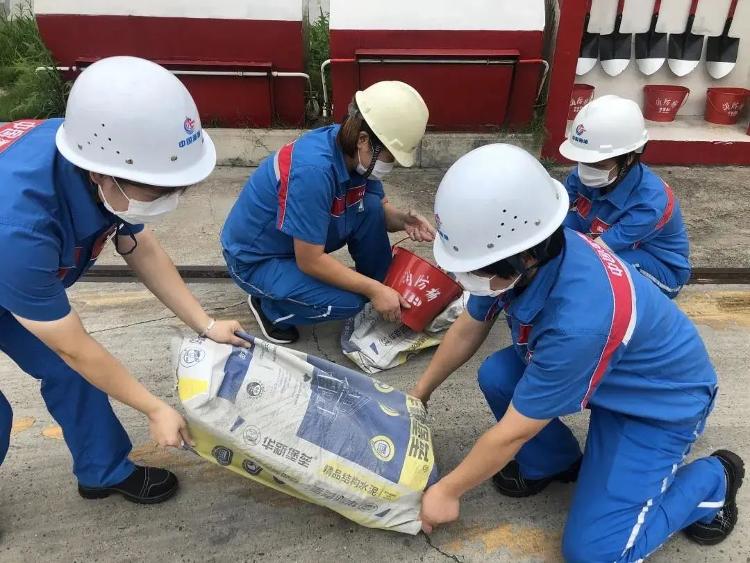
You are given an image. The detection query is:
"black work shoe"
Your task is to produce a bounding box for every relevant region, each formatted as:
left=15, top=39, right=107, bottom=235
left=492, top=457, right=582, bottom=498
left=78, top=465, right=179, bottom=505
left=248, top=296, right=299, bottom=344
left=685, top=450, right=745, bottom=546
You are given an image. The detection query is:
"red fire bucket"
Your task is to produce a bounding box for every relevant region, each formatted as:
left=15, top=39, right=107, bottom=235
left=383, top=246, right=463, bottom=332
left=643, top=85, right=690, bottom=122
left=705, top=88, right=749, bottom=125
left=568, top=84, right=595, bottom=120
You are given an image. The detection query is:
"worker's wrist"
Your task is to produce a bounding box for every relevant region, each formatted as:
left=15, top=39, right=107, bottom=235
left=435, top=475, right=466, bottom=500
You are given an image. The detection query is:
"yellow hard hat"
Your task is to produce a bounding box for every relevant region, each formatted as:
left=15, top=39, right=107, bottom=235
left=355, top=81, right=429, bottom=167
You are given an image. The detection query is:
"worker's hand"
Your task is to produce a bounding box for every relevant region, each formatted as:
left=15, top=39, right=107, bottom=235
left=205, top=319, right=251, bottom=348
left=148, top=403, right=193, bottom=449
left=404, top=210, right=436, bottom=243
left=408, top=385, right=431, bottom=407
left=371, top=285, right=410, bottom=324
left=420, top=482, right=460, bottom=534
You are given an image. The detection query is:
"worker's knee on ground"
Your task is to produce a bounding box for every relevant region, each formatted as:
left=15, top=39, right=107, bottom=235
left=0, top=392, right=12, bottom=465
left=562, top=518, right=620, bottom=563
left=477, top=355, right=517, bottom=403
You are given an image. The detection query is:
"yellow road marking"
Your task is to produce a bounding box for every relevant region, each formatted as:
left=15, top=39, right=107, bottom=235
left=10, top=417, right=35, bottom=435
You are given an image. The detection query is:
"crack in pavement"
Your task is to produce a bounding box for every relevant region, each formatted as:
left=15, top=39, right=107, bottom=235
left=88, top=301, right=246, bottom=334
left=424, top=533, right=464, bottom=562
left=310, top=326, right=334, bottom=361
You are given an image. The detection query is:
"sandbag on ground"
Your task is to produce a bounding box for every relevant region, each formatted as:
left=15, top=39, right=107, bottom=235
left=175, top=332, right=438, bottom=534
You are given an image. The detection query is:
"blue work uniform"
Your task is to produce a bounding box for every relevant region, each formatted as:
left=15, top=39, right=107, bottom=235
left=563, top=163, right=691, bottom=298
left=468, top=229, right=724, bottom=562
left=0, top=119, right=139, bottom=487
left=221, top=125, right=392, bottom=328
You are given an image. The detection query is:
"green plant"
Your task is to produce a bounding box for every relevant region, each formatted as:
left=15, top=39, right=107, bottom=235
left=305, top=9, right=330, bottom=118
left=0, top=2, right=70, bottom=121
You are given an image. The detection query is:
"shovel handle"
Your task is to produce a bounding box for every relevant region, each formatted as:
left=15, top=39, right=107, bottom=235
left=653, top=0, right=662, bottom=14
left=688, top=0, right=700, bottom=16
left=728, top=0, right=739, bottom=19
left=616, top=0, right=625, bottom=14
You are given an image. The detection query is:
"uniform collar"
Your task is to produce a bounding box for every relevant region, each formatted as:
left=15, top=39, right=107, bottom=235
left=329, top=125, right=354, bottom=185
left=506, top=246, right=565, bottom=324
left=55, top=152, right=115, bottom=239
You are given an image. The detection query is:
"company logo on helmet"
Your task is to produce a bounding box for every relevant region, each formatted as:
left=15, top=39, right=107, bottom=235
left=184, top=117, right=196, bottom=134
left=572, top=124, right=588, bottom=145
left=434, top=213, right=449, bottom=241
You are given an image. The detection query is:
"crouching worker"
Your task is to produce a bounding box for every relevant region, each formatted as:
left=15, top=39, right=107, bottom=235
left=0, top=57, right=249, bottom=503
left=559, top=95, right=690, bottom=298
left=221, top=81, right=435, bottom=344
left=411, top=144, right=742, bottom=561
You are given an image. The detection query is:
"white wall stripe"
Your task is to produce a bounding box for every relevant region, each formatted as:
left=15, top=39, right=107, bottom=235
left=35, top=0, right=303, bottom=21
left=330, top=0, right=545, bottom=31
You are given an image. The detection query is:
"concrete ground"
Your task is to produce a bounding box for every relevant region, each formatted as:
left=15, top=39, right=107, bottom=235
left=1, top=166, right=749, bottom=562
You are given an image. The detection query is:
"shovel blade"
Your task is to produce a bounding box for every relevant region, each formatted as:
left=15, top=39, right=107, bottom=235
left=576, top=57, right=598, bottom=76
left=706, top=34, right=740, bottom=65
left=600, top=30, right=632, bottom=68
left=706, top=60, right=736, bottom=79
left=668, top=32, right=704, bottom=75
left=667, top=57, right=700, bottom=77
left=635, top=31, right=667, bottom=61
left=601, top=58, right=631, bottom=76
left=636, top=57, right=666, bottom=75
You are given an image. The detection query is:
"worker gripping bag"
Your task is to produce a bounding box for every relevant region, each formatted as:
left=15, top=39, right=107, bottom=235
left=341, top=293, right=467, bottom=374
left=175, top=332, right=438, bottom=534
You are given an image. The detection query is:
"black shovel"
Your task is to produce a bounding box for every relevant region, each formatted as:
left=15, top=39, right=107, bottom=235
left=706, top=0, right=741, bottom=79
left=600, top=0, right=632, bottom=76
left=576, top=0, right=599, bottom=76
left=668, top=0, right=704, bottom=76
left=635, top=0, right=667, bottom=75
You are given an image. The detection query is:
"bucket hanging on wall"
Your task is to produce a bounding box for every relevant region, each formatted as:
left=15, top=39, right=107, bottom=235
left=569, top=84, right=595, bottom=120
left=643, top=85, right=690, bottom=122
left=704, top=88, right=749, bottom=125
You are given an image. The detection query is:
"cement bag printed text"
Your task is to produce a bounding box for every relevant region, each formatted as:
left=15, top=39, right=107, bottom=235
left=341, top=293, right=468, bottom=374
left=176, top=333, right=438, bottom=534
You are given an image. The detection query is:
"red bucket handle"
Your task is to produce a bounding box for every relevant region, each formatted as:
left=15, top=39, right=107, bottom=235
left=391, top=236, right=411, bottom=251
left=679, top=91, right=691, bottom=110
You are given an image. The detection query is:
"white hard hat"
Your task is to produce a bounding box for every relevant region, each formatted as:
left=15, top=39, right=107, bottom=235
left=559, top=95, right=649, bottom=164
left=433, top=144, right=569, bottom=273
left=56, top=56, right=216, bottom=187
left=355, top=81, right=428, bottom=167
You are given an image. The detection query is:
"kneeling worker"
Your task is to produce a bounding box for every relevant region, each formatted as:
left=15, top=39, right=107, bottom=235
left=221, top=81, right=434, bottom=344
left=412, top=144, right=741, bottom=561
left=559, top=95, right=690, bottom=298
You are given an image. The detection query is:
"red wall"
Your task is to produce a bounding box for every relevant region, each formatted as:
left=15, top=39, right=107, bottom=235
left=329, top=30, right=545, bottom=131
left=36, top=15, right=306, bottom=127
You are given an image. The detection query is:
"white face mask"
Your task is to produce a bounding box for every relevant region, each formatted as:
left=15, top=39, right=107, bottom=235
left=356, top=143, right=394, bottom=180
left=578, top=162, right=617, bottom=189
left=98, top=177, right=180, bottom=224
left=454, top=271, right=522, bottom=298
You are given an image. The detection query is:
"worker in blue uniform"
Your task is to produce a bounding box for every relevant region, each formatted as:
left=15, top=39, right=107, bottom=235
left=221, top=81, right=435, bottom=344
left=559, top=95, right=691, bottom=298
left=411, top=144, right=742, bottom=560
left=0, top=57, right=249, bottom=504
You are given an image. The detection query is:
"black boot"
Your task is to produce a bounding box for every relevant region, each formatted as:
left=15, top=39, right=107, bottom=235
left=492, top=457, right=582, bottom=498
left=78, top=465, right=179, bottom=504
left=248, top=296, right=299, bottom=344
left=684, top=450, right=745, bottom=546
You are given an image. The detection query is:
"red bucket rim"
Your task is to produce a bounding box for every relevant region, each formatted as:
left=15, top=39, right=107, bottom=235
left=644, top=85, right=690, bottom=93
left=391, top=246, right=461, bottom=292
left=572, top=83, right=595, bottom=92
left=706, top=87, right=750, bottom=96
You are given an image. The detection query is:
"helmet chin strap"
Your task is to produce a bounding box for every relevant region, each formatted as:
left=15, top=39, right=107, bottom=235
left=362, top=141, right=382, bottom=178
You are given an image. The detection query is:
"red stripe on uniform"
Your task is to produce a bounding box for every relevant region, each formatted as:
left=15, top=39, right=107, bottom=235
left=654, top=182, right=675, bottom=231
left=578, top=233, right=635, bottom=409
left=276, top=142, right=295, bottom=229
